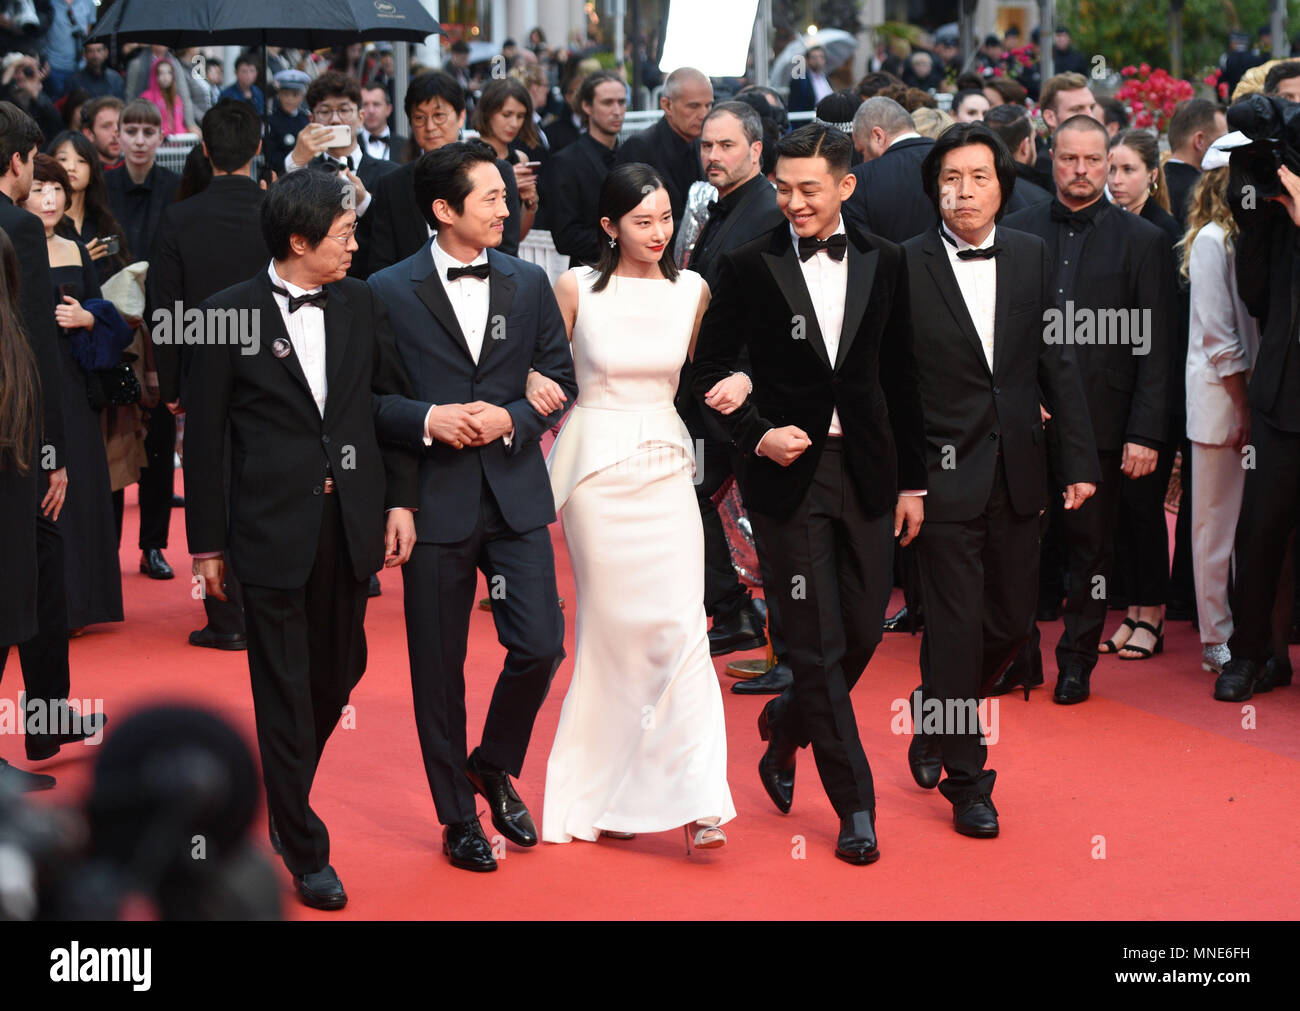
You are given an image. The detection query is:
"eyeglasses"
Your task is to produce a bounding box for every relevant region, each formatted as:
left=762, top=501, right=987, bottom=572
left=313, top=104, right=357, bottom=122
left=323, top=223, right=359, bottom=243
left=411, top=109, right=454, bottom=128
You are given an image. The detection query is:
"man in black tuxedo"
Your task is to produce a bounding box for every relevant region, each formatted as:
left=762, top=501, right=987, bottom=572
left=0, top=101, right=103, bottom=793
left=359, top=82, right=408, bottom=163
left=186, top=170, right=419, bottom=910
left=544, top=70, right=625, bottom=268
left=1215, top=161, right=1300, bottom=700
left=1163, top=99, right=1226, bottom=229
left=1003, top=115, right=1172, bottom=704
left=903, top=123, right=1098, bottom=836
left=368, top=72, right=521, bottom=275
left=615, top=66, right=711, bottom=227
left=151, top=99, right=270, bottom=650
left=686, top=100, right=790, bottom=691
left=843, top=97, right=935, bottom=244
left=694, top=125, right=928, bottom=864
left=283, top=71, right=399, bottom=280
left=369, top=142, right=577, bottom=873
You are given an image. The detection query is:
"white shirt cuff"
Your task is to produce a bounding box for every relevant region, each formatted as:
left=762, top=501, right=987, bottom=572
left=422, top=403, right=436, bottom=446
left=900, top=490, right=927, bottom=496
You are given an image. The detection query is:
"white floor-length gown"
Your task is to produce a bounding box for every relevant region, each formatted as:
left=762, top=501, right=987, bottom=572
left=543, top=266, right=736, bottom=842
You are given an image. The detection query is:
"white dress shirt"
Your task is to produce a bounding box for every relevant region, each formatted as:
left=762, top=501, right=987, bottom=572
left=360, top=128, right=393, bottom=161
left=888, top=131, right=923, bottom=148
left=268, top=261, right=328, bottom=417
left=939, top=221, right=998, bottom=372
left=793, top=215, right=848, bottom=437
left=284, top=142, right=373, bottom=216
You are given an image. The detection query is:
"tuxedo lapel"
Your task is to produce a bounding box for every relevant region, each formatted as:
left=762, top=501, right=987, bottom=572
left=411, top=245, right=476, bottom=364
left=254, top=277, right=316, bottom=404
left=835, top=231, right=878, bottom=370
left=322, top=282, right=352, bottom=412
left=477, top=252, right=516, bottom=370
left=921, top=230, right=990, bottom=378
left=761, top=231, right=832, bottom=370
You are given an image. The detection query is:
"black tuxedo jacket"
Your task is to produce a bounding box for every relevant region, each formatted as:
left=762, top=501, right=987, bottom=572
left=351, top=150, right=399, bottom=279
left=544, top=133, right=615, bottom=267
left=692, top=221, right=928, bottom=520
left=368, top=156, right=520, bottom=276
left=1002, top=198, right=1172, bottom=452
left=842, top=136, right=936, bottom=244
left=0, top=193, right=64, bottom=466
left=149, top=175, right=270, bottom=403
left=360, top=129, right=410, bottom=163
left=183, top=272, right=418, bottom=588
left=903, top=227, right=1099, bottom=522
left=368, top=243, right=578, bottom=543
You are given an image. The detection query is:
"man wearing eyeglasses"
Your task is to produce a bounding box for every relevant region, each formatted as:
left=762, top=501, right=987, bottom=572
left=185, top=169, right=418, bottom=910
left=286, top=70, right=398, bottom=278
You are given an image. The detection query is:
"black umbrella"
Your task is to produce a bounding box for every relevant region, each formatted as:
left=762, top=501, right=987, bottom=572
left=88, top=0, right=442, bottom=49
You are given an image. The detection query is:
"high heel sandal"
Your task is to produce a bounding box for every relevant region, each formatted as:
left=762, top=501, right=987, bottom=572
left=1099, top=617, right=1137, bottom=654
left=600, top=830, right=636, bottom=840
left=1118, top=620, right=1164, bottom=660
left=683, top=821, right=726, bottom=854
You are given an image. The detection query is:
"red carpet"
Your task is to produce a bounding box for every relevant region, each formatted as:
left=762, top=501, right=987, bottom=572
left=7, top=487, right=1298, bottom=920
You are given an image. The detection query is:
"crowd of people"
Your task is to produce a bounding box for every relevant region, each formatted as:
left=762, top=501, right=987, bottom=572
left=1, top=18, right=1298, bottom=918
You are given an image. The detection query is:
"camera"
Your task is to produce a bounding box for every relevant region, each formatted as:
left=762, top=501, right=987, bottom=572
left=1226, top=94, right=1300, bottom=203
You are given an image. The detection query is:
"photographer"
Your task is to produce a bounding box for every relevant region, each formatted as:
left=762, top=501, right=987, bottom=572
left=1, top=51, right=61, bottom=141
left=1215, top=133, right=1300, bottom=700
left=36, top=0, right=95, bottom=99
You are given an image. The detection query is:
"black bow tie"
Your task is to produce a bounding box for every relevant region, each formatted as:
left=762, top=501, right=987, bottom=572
left=1050, top=200, right=1092, bottom=229
left=447, top=263, right=491, bottom=282
left=797, top=233, right=848, bottom=262
left=271, top=284, right=327, bottom=313
left=941, top=227, right=1001, bottom=260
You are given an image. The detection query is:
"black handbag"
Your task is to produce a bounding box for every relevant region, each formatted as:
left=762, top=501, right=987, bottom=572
left=86, top=352, right=143, bottom=410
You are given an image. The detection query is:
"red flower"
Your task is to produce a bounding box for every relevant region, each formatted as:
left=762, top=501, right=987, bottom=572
left=1122, top=64, right=1137, bottom=75
left=1219, top=82, right=1229, bottom=99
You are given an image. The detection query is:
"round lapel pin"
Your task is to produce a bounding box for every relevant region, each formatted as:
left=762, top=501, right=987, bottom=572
left=271, top=337, right=292, bottom=359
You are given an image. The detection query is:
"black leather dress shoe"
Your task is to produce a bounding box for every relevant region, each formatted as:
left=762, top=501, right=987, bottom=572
left=1254, top=656, right=1293, bottom=693
left=188, top=627, right=247, bottom=650
left=1053, top=664, right=1091, bottom=705
left=835, top=810, right=880, bottom=864
left=952, top=795, right=999, bottom=838
left=1214, top=658, right=1259, bottom=701
left=0, top=758, right=55, bottom=792
left=442, top=818, right=497, bottom=872
left=987, top=649, right=1044, bottom=700
left=295, top=865, right=347, bottom=909
left=757, top=701, right=796, bottom=814
left=708, top=602, right=767, bottom=656
left=139, top=549, right=174, bottom=580
left=465, top=748, right=537, bottom=847
left=731, top=659, right=793, bottom=695
left=883, top=604, right=922, bottom=634
left=907, top=733, right=942, bottom=790
left=24, top=705, right=107, bottom=761
left=368, top=574, right=382, bottom=597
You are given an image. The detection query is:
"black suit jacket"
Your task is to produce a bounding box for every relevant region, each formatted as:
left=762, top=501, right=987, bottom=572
left=1234, top=205, right=1300, bottom=429
left=543, top=133, right=615, bottom=267
left=1163, top=160, right=1200, bottom=230
left=903, top=227, right=1099, bottom=522
left=149, top=175, right=270, bottom=403
left=615, top=116, right=702, bottom=226
left=0, top=194, right=64, bottom=468
left=347, top=151, right=398, bottom=279
left=183, top=272, right=418, bottom=588
left=368, top=244, right=578, bottom=543
left=368, top=156, right=520, bottom=276
left=1002, top=198, right=1172, bottom=452
left=692, top=222, right=928, bottom=520
left=104, top=163, right=180, bottom=267
left=1005, top=173, right=1053, bottom=214
left=842, top=136, right=936, bottom=244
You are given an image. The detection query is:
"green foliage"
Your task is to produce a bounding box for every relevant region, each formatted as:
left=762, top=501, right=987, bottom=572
left=1059, top=0, right=1300, bottom=76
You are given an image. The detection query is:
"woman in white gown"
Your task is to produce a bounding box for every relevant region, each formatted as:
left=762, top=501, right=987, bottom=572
left=531, top=163, right=747, bottom=849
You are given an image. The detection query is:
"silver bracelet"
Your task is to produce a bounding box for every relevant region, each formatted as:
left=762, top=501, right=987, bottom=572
left=729, top=371, right=752, bottom=398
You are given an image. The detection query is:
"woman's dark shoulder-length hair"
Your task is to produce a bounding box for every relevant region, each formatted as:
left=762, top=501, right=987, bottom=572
left=590, top=162, right=679, bottom=293
left=920, top=121, right=1018, bottom=222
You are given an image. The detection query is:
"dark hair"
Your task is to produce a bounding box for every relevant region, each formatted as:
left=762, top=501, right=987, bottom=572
left=731, top=93, right=782, bottom=174
left=1097, top=96, right=1129, bottom=130
left=0, top=226, right=38, bottom=474
left=734, top=85, right=790, bottom=132
left=31, top=151, right=71, bottom=195
left=774, top=123, right=852, bottom=178
left=920, top=121, right=1017, bottom=221
left=983, top=77, right=1028, bottom=105
left=120, top=97, right=163, bottom=128
left=361, top=81, right=391, bottom=102
left=61, top=87, right=90, bottom=131
left=954, top=89, right=989, bottom=117
left=261, top=168, right=353, bottom=260
left=984, top=103, right=1033, bottom=151
left=576, top=70, right=623, bottom=125
left=234, top=53, right=258, bottom=71
left=954, top=72, right=987, bottom=93
left=450, top=41, right=470, bottom=56
left=855, top=70, right=904, bottom=98
left=704, top=100, right=763, bottom=145
left=306, top=70, right=362, bottom=113
left=1051, top=112, right=1109, bottom=147
left=876, top=84, right=937, bottom=112
left=0, top=101, right=44, bottom=171
left=474, top=77, right=539, bottom=150
left=175, top=143, right=213, bottom=201
left=1265, top=60, right=1300, bottom=95
left=200, top=99, right=262, bottom=172
left=45, top=131, right=131, bottom=267
left=815, top=89, right=863, bottom=129
left=79, top=95, right=123, bottom=133
left=413, top=139, right=500, bottom=230
left=1167, top=98, right=1223, bottom=152
left=590, top=162, right=678, bottom=293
